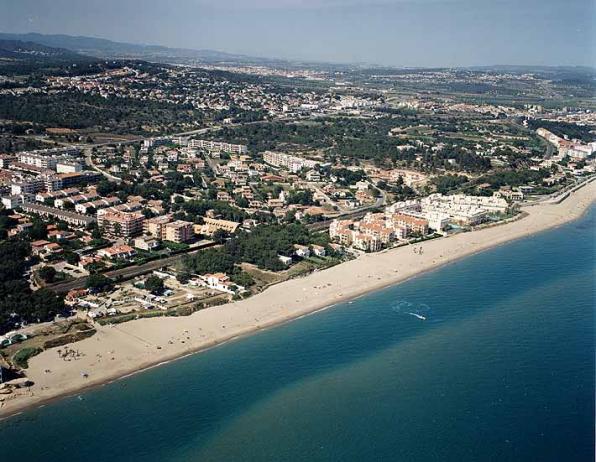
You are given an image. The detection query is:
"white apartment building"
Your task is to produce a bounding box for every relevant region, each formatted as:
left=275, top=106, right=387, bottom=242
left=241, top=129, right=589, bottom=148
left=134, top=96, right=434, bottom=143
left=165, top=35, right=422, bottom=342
left=11, top=178, right=45, bottom=195
left=18, top=153, right=59, bottom=170
left=1, top=194, right=32, bottom=210
left=387, top=193, right=507, bottom=228
left=423, top=194, right=508, bottom=213
left=0, top=154, right=16, bottom=169
left=189, top=139, right=248, bottom=154
left=262, top=151, right=318, bottom=173
left=56, top=160, right=83, bottom=173
left=143, top=137, right=172, bottom=149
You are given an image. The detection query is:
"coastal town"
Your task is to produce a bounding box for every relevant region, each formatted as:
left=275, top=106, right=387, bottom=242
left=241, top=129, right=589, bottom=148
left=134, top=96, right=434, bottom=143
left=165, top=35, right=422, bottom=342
left=1, top=0, right=595, bottom=455
left=0, top=50, right=595, bottom=412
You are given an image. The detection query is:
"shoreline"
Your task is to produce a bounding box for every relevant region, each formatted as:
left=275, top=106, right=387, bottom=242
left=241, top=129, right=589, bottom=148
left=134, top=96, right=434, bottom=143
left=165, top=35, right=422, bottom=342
left=1, top=179, right=594, bottom=421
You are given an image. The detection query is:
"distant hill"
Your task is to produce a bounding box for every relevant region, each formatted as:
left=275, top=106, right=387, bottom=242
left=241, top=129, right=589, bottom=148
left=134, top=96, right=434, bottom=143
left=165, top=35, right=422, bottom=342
left=0, top=39, right=88, bottom=61
left=0, top=32, right=282, bottom=65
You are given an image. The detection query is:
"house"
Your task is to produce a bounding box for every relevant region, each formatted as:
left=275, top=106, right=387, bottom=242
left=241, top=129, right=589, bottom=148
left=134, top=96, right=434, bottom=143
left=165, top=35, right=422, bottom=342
left=78, top=255, right=103, bottom=270
left=31, top=240, right=62, bottom=258
left=328, top=243, right=344, bottom=254
left=8, top=221, right=33, bottom=237
left=198, top=273, right=244, bottom=294
left=306, top=170, right=321, bottom=182
left=278, top=255, right=293, bottom=266
left=65, top=288, right=88, bottom=305
left=134, top=237, right=160, bottom=251
left=98, top=245, right=137, bottom=260
left=267, top=198, right=285, bottom=208
left=293, top=244, right=311, bottom=258
left=311, top=245, right=326, bottom=257
left=47, top=229, right=75, bottom=241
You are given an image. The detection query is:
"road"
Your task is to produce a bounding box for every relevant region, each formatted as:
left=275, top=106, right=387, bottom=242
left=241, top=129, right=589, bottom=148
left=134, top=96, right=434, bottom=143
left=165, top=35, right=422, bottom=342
left=48, top=241, right=217, bottom=293
left=84, top=151, right=123, bottom=183
left=81, top=126, right=217, bottom=149
left=79, top=126, right=227, bottom=183
left=307, top=204, right=384, bottom=232
left=305, top=183, right=387, bottom=232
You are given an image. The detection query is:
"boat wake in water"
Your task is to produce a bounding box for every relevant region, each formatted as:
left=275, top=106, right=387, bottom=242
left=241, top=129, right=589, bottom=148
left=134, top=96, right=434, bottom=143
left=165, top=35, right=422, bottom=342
left=407, top=312, right=426, bottom=320
left=392, top=300, right=430, bottom=321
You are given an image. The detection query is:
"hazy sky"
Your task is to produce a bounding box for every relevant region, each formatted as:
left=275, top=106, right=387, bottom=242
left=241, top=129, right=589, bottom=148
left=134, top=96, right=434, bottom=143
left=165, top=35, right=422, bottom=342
left=0, top=0, right=594, bottom=67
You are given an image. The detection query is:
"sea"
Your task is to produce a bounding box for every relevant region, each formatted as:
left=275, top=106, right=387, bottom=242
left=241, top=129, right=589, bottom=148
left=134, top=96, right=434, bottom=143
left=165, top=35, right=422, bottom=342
left=1, top=205, right=594, bottom=462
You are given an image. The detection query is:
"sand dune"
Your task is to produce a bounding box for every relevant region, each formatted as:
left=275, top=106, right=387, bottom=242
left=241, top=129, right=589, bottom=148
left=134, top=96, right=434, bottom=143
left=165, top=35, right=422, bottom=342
left=1, top=179, right=594, bottom=419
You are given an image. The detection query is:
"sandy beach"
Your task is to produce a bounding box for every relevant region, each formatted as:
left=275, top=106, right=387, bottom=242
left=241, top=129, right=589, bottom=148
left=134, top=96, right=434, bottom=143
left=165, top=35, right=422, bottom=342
left=1, top=179, right=594, bottom=419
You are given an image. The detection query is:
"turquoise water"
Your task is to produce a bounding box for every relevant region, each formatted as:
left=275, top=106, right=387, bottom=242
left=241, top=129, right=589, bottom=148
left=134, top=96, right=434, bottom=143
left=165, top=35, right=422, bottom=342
left=1, top=206, right=594, bottom=461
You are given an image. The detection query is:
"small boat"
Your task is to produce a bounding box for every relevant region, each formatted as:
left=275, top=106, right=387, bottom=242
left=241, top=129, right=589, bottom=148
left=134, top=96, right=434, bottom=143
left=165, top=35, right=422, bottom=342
left=407, top=312, right=426, bottom=320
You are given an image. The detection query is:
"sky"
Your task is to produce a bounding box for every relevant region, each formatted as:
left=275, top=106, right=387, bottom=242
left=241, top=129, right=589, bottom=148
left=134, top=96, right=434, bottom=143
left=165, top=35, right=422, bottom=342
left=0, top=0, right=594, bottom=67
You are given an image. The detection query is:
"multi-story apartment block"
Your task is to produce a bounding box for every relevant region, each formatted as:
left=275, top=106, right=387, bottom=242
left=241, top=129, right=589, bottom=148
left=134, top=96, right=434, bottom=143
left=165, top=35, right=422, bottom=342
left=388, top=213, right=429, bottom=236
left=352, top=233, right=383, bottom=252
left=144, top=215, right=173, bottom=238
left=0, top=154, right=16, bottom=169
left=262, top=151, right=318, bottom=173
left=143, top=216, right=193, bottom=242
left=44, top=172, right=101, bottom=192
left=11, top=178, right=45, bottom=195
left=329, top=219, right=355, bottom=245
left=18, top=153, right=60, bottom=170
left=189, top=139, right=248, bottom=154
left=1, top=194, right=31, bottom=210
left=43, top=175, right=64, bottom=192
left=56, top=160, right=83, bottom=173
left=142, top=137, right=172, bottom=149
left=163, top=220, right=194, bottom=243
left=98, top=210, right=145, bottom=237
left=360, top=222, right=394, bottom=244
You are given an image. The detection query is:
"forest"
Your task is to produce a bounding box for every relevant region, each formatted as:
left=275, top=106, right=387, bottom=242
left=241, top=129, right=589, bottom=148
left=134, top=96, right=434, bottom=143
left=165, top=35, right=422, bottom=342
left=0, top=239, right=66, bottom=335
left=183, top=222, right=328, bottom=273
left=0, top=92, right=204, bottom=133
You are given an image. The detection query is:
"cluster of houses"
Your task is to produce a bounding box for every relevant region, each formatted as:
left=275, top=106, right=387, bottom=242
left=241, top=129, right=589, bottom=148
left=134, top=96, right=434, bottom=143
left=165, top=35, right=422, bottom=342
left=44, top=65, right=348, bottom=120
left=330, top=192, right=510, bottom=252
left=0, top=147, right=103, bottom=211
left=536, top=128, right=596, bottom=160
left=330, top=212, right=429, bottom=252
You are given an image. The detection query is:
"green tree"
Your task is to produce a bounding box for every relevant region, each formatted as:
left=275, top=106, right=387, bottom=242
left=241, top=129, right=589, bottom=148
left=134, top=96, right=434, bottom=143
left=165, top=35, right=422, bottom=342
left=63, top=251, right=80, bottom=265
left=86, top=274, right=113, bottom=292
left=176, top=271, right=191, bottom=284
left=28, top=220, right=47, bottom=240
left=230, top=271, right=254, bottom=288
left=38, top=266, right=57, bottom=283
left=144, top=275, right=164, bottom=294
left=212, top=229, right=229, bottom=244
left=90, top=224, right=102, bottom=240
